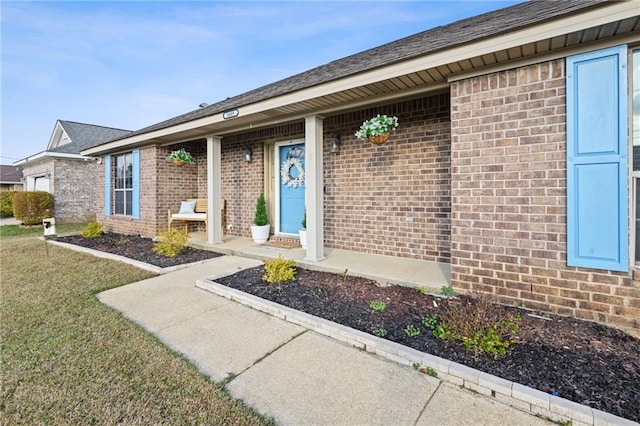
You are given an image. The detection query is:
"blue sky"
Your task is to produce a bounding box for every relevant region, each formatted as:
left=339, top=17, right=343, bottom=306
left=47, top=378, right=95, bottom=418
left=1, top=0, right=519, bottom=164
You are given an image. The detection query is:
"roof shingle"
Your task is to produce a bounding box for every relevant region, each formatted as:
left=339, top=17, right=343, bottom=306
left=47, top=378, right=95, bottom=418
left=0, top=165, right=23, bottom=183
left=50, top=120, right=131, bottom=154
left=116, top=0, right=604, bottom=141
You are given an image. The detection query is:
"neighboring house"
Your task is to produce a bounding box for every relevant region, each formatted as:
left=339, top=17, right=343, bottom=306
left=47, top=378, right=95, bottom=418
left=84, top=1, right=640, bottom=333
left=0, top=165, right=23, bottom=191
left=15, top=120, right=130, bottom=223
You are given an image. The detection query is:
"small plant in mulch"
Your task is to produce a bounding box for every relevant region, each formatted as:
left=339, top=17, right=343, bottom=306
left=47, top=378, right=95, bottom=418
left=440, top=285, right=456, bottom=297
left=262, top=255, right=296, bottom=284
left=369, top=300, right=387, bottom=311
left=152, top=229, right=189, bottom=258
left=433, top=294, right=521, bottom=358
left=421, top=315, right=438, bottom=330
left=372, top=328, right=387, bottom=338
left=403, top=324, right=421, bottom=337
left=82, top=222, right=104, bottom=238
left=115, top=237, right=130, bottom=246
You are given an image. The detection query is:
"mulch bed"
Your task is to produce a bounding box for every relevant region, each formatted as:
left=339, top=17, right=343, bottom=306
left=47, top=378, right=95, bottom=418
left=55, top=233, right=222, bottom=268
left=56, top=233, right=640, bottom=421
left=216, top=267, right=640, bottom=422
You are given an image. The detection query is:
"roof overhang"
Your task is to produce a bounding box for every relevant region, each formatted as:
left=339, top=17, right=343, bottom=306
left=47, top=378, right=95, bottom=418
left=83, top=1, right=640, bottom=156
left=13, top=151, right=95, bottom=166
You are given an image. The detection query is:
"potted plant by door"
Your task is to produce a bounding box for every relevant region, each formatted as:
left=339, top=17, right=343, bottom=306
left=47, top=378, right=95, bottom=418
left=250, top=193, right=270, bottom=243
left=299, top=209, right=307, bottom=249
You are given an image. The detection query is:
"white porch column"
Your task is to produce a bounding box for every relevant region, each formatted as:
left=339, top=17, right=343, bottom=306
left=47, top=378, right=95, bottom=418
left=304, top=115, right=325, bottom=261
left=207, top=136, right=222, bottom=244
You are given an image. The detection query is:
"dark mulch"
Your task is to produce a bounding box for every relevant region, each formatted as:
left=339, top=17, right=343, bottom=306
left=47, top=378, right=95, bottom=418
left=56, top=233, right=222, bottom=268
left=216, top=267, right=640, bottom=422
left=55, top=233, right=640, bottom=421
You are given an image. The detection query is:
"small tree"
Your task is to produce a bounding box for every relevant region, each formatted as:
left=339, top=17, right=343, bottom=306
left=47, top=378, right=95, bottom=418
left=253, top=193, right=268, bottom=226
left=0, top=190, right=18, bottom=218
left=13, top=191, right=54, bottom=225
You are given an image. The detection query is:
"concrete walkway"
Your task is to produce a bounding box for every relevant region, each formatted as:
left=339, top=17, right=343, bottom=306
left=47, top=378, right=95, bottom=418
left=98, top=256, right=554, bottom=426
left=189, top=234, right=451, bottom=291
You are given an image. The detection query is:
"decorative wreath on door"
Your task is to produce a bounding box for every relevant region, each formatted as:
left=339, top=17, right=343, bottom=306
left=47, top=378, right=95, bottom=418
left=281, top=158, right=305, bottom=188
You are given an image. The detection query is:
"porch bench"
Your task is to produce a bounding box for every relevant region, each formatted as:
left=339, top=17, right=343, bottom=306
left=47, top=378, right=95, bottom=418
left=168, top=199, right=226, bottom=234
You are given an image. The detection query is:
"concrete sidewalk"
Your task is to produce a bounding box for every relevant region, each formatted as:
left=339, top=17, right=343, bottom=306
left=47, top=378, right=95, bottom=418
left=0, top=217, right=21, bottom=226
left=98, top=256, right=554, bottom=426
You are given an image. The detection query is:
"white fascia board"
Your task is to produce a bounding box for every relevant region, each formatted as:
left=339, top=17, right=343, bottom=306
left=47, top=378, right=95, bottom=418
left=83, top=1, right=637, bottom=156
left=46, top=121, right=65, bottom=150
left=13, top=151, right=92, bottom=166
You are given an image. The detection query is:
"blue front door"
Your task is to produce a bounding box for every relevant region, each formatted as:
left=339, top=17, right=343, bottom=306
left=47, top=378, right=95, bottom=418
left=278, top=143, right=305, bottom=234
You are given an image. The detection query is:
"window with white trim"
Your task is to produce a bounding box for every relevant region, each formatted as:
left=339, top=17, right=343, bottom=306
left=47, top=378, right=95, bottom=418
left=114, top=152, right=133, bottom=216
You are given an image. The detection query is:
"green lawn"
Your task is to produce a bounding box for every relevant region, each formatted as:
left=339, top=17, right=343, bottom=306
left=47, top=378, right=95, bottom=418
left=0, top=222, right=86, bottom=238
left=0, top=235, right=273, bottom=425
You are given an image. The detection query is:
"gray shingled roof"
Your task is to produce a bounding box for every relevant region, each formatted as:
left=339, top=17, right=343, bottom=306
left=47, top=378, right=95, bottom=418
left=50, top=120, right=131, bottom=154
left=0, top=165, right=23, bottom=183
left=109, top=0, right=604, bottom=142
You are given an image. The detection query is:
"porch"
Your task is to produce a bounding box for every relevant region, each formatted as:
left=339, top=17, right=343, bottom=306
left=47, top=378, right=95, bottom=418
left=188, top=233, right=450, bottom=290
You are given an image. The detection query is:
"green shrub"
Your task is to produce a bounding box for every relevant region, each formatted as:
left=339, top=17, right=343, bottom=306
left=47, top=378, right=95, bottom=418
left=262, top=254, right=296, bottom=284
left=12, top=191, right=54, bottom=225
left=253, top=193, right=268, bottom=226
left=0, top=190, right=18, bottom=218
left=82, top=222, right=104, bottom=238
left=433, top=295, right=521, bottom=358
left=152, top=229, right=189, bottom=257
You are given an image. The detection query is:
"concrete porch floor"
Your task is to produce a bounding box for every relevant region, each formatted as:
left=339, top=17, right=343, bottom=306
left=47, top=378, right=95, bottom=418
left=188, top=232, right=450, bottom=291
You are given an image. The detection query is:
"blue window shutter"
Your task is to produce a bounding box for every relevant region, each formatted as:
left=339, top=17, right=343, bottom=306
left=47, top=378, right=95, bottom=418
left=132, top=149, right=140, bottom=219
left=104, top=155, right=111, bottom=217
left=566, top=45, right=628, bottom=272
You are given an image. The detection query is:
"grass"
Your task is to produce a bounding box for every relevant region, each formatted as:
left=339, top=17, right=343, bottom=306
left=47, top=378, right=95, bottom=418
left=0, top=222, right=86, bottom=238
left=0, top=234, right=273, bottom=425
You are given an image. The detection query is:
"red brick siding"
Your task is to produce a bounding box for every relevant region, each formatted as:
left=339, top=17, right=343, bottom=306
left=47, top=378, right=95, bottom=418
left=323, top=94, right=451, bottom=262
left=450, top=59, right=640, bottom=332
left=222, top=122, right=305, bottom=237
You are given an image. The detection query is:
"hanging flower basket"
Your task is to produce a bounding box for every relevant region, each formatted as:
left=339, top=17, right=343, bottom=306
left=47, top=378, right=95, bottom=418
left=166, top=148, right=195, bottom=165
left=355, top=114, right=399, bottom=145
left=368, top=133, right=390, bottom=145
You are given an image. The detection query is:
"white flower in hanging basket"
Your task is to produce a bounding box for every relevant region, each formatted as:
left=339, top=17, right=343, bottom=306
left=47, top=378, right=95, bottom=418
left=166, top=148, right=195, bottom=164
left=281, top=158, right=305, bottom=188
left=354, top=114, right=399, bottom=142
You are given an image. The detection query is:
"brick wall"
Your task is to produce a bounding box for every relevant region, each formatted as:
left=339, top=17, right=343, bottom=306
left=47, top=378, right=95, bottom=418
left=52, top=159, right=97, bottom=223
left=21, top=158, right=96, bottom=223
left=98, top=146, right=160, bottom=237
left=222, top=122, right=305, bottom=237
left=216, top=96, right=451, bottom=263
left=450, top=59, right=640, bottom=332
left=323, top=94, right=451, bottom=262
